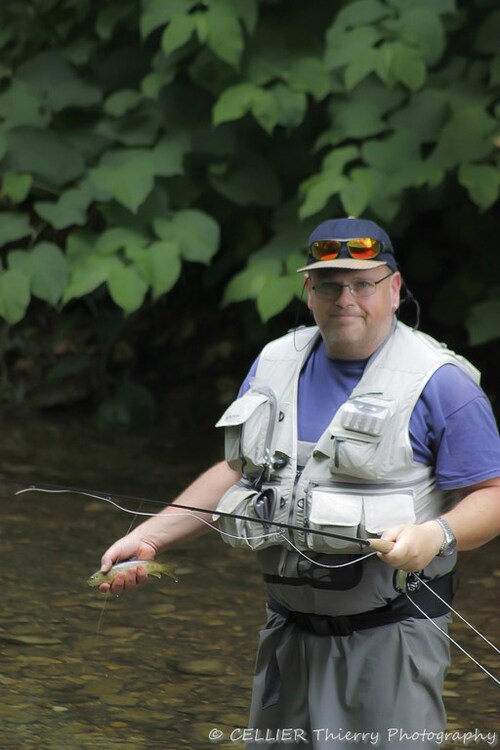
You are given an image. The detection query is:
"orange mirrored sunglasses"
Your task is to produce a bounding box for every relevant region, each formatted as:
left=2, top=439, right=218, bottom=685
left=309, top=238, right=384, bottom=261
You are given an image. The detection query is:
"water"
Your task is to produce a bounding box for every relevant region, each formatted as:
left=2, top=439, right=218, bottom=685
left=1, top=413, right=499, bottom=749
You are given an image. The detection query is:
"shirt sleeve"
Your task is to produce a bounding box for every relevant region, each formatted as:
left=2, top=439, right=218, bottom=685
left=237, top=356, right=260, bottom=397
left=410, top=364, right=500, bottom=490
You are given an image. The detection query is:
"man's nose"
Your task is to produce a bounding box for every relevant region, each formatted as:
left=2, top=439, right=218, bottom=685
left=335, top=285, right=355, bottom=305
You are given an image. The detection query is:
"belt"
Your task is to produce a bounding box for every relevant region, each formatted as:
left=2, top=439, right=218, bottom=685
left=261, top=573, right=455, bottom=708
left=268, top=572, right=454, bottom=637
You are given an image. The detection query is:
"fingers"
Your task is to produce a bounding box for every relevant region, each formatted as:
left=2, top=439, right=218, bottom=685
left=98, top=565, right=150, bottom=596
left=376, top=522, right=443, bottom=571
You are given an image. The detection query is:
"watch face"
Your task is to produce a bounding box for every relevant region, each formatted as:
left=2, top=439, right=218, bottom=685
left=441, top=539, right=456, bottom=556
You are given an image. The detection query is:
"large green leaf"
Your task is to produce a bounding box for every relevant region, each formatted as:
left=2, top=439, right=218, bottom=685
left=466, top=299, right=500, bottom=345
left=299, top=174, right=346, bottom=219
left=256, top=275, right=300, bottom=322
left=0, top=269, right=31, bottom=324
left=1, top=172, right=32, bottom=204
left=89, top=150, right=155, bottom=213
left=0, top=211, right=32, bottom=246
left=34, top=183, right=96, bottom=229
left=96, top=227, right=150, bottom=256
left=431, top=107, right=496, bottom=169
left=223, top=260, right=281, bottom=305
left=335, top=0, right=390, bottom=30
left=152, top=133, right=190, bottom=176
left=104, top=89, right=143, bottom=117
left=332, top=80, right=405, bottom=139
left=135, top=241, right=182, bottom=299
left=325, top=27, right=383, bottom=71
left=205, top=5, right=244, bottom=68
left=161, top=14, right=196, bottom=56
left=17, top=51, right=101, bottom=112
left=272, top=85, right=307, bottom=129
left=63, top=256, right=122, bottom=302
left=387, top=42, right=426, bottom=91
left=5, top=128, right=85, bottom=187
left=287, top=58, right=332, bottom=101
left=299, top=146, right=359, bottom=219
left=107, top=263, right=148, bottom=313
left=154, top=210, right=220, bottom=263
left=389, top=8, right=445, bottom=65
left=8, top=242, right=69, bottom=305
left=0, top=79, right=50, bottom=129
left=362, top=130, right=420, bottom=172
left=213, top=83, right=258, bottom=125
left=340, top=168, right=374, bottom=216
left=140, top=0, right=198, bottom=39
left=388, top=89, right=447, bottom=143
left=458, top=164, right=499, bottom=212
left=251, top=88, right=279, bottom=133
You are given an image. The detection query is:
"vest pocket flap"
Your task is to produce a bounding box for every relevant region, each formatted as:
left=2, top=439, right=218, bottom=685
left=363, top=492, right=416, bottom=534
left=308, top=490, right=362, bottom=527
left=214, top=484, right=284, bottom=551
left=215, top=392, right=268, bottom=428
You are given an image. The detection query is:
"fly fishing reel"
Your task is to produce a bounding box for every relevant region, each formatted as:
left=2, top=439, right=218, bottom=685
left=394, top=569, right=423, bottom=594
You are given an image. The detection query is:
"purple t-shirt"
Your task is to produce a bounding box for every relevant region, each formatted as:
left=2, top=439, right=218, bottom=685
left=239, top=339, right=500, bottom=491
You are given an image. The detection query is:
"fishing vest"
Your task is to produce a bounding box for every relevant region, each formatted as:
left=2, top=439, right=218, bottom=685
left=215, top=322, right=480, bottom=564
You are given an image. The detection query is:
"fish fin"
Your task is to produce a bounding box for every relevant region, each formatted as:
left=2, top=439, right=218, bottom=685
left=159, top=564, right=178, bottom=583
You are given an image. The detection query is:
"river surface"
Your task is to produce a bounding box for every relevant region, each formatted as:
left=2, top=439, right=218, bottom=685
left=1, top=412, right=498, bottom=750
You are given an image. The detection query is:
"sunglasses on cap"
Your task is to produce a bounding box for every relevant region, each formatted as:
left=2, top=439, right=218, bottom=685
left=309, top=238, right=386, bottom=261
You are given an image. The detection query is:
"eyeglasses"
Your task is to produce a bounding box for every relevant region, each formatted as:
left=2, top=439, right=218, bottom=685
left=312, top=272, right=394, bottom=300
left=309, top=238, right=385, bottom=261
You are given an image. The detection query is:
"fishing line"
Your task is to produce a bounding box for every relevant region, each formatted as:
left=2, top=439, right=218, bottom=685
left=414, top=574, right=500, bottom=655
left=405, top=592, right=500, bottom=687
left=285, top=536, right=377, bottom=568
left=15, top=485, right=375, bottom=559
left=13, top=483, right=500, bottom=668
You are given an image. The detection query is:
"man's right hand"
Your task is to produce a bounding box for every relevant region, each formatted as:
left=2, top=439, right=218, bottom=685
left=98, top=536, right=158, bottom=595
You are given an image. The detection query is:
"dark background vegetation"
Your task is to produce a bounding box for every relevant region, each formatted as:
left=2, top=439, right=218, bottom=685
left=0, top=0, right=499, bottom=430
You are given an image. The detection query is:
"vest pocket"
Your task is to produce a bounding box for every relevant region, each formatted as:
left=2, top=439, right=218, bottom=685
left=216, top=388, right=277, bottom=471
left=363, top=491, right=415, bottom=533
left=305, top=488, right=363, bottom=553
left=214, top=484, right=286, bottom=551
left=304, top=486, right=416, bottom=553
left=328, top=433, right=383, bottom=480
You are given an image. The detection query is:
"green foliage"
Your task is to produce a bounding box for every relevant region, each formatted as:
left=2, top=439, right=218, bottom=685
left=0, top=0, right=498, bottom=355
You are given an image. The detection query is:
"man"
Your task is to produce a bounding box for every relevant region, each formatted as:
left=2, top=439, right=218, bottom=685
left=99, top=217, right=500, bottom=748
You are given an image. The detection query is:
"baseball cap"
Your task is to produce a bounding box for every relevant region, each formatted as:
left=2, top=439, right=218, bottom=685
left=297, top=217, right=397, bottom=272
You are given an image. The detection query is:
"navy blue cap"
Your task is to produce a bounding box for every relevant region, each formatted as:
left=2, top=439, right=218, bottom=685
left=298, top=217, right=397, bottom=272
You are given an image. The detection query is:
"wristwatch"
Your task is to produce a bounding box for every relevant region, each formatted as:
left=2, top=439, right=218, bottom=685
left=435, top=517, right=457, bottom=557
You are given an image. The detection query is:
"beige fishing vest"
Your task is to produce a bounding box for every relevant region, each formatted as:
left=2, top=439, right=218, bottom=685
left=215, top=322, right=480, bottom=559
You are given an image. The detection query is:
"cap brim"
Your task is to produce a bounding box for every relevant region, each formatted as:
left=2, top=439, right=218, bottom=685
left=297, top=259, right=388, bottom=272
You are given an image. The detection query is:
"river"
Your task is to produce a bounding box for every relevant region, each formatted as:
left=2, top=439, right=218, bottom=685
left=1, top=411, right=498, bottom=749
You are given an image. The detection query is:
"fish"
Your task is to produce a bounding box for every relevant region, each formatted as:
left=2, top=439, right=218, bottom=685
left=87, top=559, right=178, bottom=587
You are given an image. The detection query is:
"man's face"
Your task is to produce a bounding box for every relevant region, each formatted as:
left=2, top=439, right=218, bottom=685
left=306, top=266, right=401, bottom=360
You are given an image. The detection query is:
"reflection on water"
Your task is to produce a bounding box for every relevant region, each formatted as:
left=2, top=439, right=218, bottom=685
left=1, top=413, right=499, bottom=749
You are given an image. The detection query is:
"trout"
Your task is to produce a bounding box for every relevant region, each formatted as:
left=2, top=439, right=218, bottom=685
left=87, top=559, right=178, bottom=587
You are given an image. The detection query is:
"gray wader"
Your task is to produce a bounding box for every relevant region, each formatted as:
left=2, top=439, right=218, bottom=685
left=246, top=608, right=451, bottom=749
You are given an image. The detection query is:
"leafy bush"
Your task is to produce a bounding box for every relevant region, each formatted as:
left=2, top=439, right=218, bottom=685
left=0, top=0, right=499, bottom=415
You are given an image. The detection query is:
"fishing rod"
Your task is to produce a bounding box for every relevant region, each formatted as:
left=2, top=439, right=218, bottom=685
left=5, top=474, right=500, bottom=685
left=10, top=477, right=394, bottom=553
